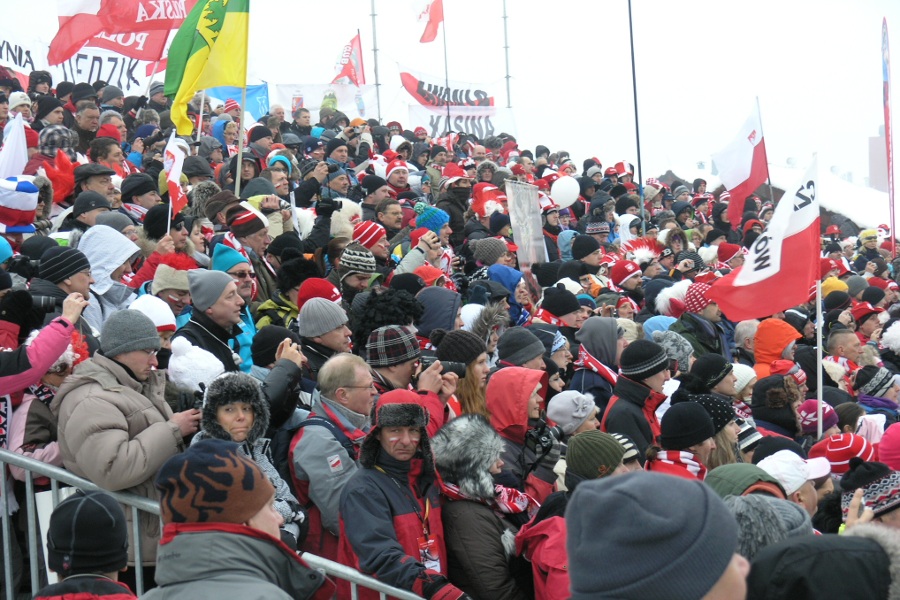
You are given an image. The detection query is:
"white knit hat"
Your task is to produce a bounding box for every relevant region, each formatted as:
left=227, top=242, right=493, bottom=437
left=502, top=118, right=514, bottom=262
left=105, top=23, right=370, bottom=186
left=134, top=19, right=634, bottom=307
left=129, top=295, right=177, bottom=332
left=167, top=337, right=225, bottom=392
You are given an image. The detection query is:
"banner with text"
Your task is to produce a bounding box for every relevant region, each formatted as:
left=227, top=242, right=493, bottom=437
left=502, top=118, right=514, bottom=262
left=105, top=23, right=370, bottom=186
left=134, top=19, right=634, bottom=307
left=270, top=83, right=378, bottom=123
left=408, top=104, right=516, bottom=139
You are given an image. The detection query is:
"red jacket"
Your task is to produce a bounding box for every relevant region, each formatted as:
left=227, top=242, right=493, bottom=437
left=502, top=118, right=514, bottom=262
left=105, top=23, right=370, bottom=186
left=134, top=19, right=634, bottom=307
left=515, top=514, right=569, bottom=600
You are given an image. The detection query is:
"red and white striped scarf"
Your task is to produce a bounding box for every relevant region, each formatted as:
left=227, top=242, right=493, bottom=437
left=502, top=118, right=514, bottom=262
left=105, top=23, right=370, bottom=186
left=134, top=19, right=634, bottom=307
left=440, top=481, right=540, bottom=519
left=573, top=345, right=618, bottom=386
left=649, top=450, right=708, bottom=480
left=532, top=307, right=566, bottom=327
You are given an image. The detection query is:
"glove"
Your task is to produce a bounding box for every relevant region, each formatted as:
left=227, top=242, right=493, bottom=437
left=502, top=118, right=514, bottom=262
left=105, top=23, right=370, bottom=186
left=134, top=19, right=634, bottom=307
left=134, top=95, right=148, bottom=110
left=541, top=434, right=562, bottom=469
left=0, top=290, right=33, bottom=327
left=423, top=577, right=471, bottom=600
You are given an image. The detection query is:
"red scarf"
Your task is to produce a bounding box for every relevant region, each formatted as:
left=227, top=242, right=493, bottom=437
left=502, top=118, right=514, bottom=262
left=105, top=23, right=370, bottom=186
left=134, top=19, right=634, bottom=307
left=533, top=307, right=565, bottom=327
left=440, top=481, right=539, bottom=519
left=417, top=335, right=436, bottom=352
left=646, top=450, right=708, bottom=480
left=574, top=345, right=618, bottom=386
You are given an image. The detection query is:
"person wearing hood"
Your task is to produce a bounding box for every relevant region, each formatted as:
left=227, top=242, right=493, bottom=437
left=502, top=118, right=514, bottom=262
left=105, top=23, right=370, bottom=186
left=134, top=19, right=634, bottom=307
left=750, top=375, right=804, bottom=438
left=434, top=163, right=474, bottom=251
left=486, top=366, right=558, bottom=503
left=338, top=390, right=467, bottom=600
left=194, top=372, right=306, bottom=547
left=415, top=286, right=462, bottom=353
left=568, top=316, right=627, bottom=412
left=488, top=264, right=531, bottom=326
left=753, top=317, right=803, bottom=379
left=853, top=366, right=900, bottom=426
left=644, top=401, right=717, bottom=480
left=431, top=414, right=537, bottom=599
left=78, top=224, right=139, bottom=332
left=670, top=281, right=731, bottom=359
left=600, top=339, right=671, bottom=459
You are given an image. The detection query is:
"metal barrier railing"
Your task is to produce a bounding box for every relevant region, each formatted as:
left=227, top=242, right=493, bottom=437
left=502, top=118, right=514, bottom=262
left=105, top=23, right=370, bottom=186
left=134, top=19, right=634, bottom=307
left=0, top=448, right=423, bottom=599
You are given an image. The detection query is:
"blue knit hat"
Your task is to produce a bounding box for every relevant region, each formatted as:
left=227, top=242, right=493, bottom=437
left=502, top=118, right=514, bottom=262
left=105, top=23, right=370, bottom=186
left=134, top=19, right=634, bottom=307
left=211, top=243, right=249, bottom=273
left=414, top=202, right=449, bottom=233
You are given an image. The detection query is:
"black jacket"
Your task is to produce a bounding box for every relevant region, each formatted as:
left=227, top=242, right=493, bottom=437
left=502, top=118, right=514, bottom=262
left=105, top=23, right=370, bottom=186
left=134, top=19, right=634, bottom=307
left=435, top=191, right=468, bottom=250
left=28, top=278, right=99, bottom=354
left=172, top=311, right=242, bottom=372
left=299, top=338, right=337, bottom=382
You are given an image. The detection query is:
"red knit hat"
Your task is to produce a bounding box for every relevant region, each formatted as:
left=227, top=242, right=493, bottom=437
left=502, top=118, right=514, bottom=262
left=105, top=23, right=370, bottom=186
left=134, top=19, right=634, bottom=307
left=352, top=220, right=386, bottom=250
left=96, top=123, right=121, bottom=143
left=470, top=182, right=506, bottom=219
left=386, top=159, right=408, bottom=180
left=808, top=433, right=876, bottom=474
left=23, top=126, right=39, bottom=149
left=684, top=282, right=714, bottom=313
left=610, top=260, right=640, bottom=287
left=879, top=424, right=900, bottom=470
left=296, top=277, right=341, bottom=310
left=223, top=99, right=240, bottom=114
left=409, top=226, right=430, bottom=249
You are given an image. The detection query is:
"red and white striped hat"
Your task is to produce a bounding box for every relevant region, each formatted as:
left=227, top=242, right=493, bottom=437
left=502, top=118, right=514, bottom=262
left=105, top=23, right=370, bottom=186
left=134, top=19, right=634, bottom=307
left=353, top=220, right=386, bottom=250
left=223, top=99, right=241, bottom=114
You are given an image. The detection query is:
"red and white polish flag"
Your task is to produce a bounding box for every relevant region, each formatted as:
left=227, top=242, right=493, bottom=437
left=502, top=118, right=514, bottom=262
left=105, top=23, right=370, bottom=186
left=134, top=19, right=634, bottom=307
left=706, top=159, right=820, bottom=321
left=711, top=105, right=770, bottom=229
left=418, top=0, right=444, bottom=43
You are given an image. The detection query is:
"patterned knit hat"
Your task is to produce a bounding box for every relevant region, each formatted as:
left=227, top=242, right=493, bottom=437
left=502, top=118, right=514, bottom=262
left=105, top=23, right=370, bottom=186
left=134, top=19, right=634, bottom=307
left=689, top=394, right=736, bottom=435
left=338, top=243, right=377, bottom=280
left=854, top=366, right=896, bottom=398
left=839, top=458, right=900, bottom=519
left=585, top=220, right=610, bottom=235
left=796, top=399, right=839, bottom=435
left=413, top=202, right=450, bottom=233
left=226, top=204, right=267, bottom=238
left=432, top=328, right=486, bottom=365
left=366, top=325, right=420, bottom=367
left=684, top=282, right=714, bottom=313
left=651, top=330, right=693, bottom=374
left=297, top=297, right=348, bottom=338
left=619, top=339, right=669, bottom=382
left=352, top=220, right=386, bottom=250
left=609, top=432, right=641, bottom=463
left=808, top=433, right=876, bottom=474
left=156, top=438, right=274, bottom=525
left=566, top=430, right=625, bottom=479
left=737, top=418, right=763, bottom=453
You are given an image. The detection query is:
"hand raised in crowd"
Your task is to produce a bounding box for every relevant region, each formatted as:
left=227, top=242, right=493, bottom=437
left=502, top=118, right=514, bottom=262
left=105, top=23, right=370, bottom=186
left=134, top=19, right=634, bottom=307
left=312, top=161, right=330, bottom=183
left=595, top=304, right=615, bottom=318
left=61, top=293, right=89, bottom=323
left=170, top=408, right=202, bottom=438
left=438, top=372, right=459, bottom=403
left=132, top=138, right=144, bottom=154
left=155, top=234, right=175, bottom=256
left=845, top=488, right=874, bottom=529
left=676, top=258, right=695, bottom=273
left=866, top=261, right=878, bottom=274
left=275, top=338, right=306, bottom=368
left=261, top=194, right=281, bottom=210
left=416, top=230, right=440, bottom=253
left=416, top=359, right=445, bottom=395
left=838, top=309, right=854, bottom=327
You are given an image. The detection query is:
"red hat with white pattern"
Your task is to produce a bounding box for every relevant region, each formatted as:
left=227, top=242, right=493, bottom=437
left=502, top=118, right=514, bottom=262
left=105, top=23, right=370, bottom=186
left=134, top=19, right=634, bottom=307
left=717, top=243, right=742, bottom=264
left=684, top=282, right=714, bottom=313
left=539, top=192, right=559, bottom=214
left=352, top=220, right=386, bottom=250
left=386, top=159, right=409, bottom=180
left=610, top=260, right=641, bottom=287
left=471, top=182, right=506, bottom=219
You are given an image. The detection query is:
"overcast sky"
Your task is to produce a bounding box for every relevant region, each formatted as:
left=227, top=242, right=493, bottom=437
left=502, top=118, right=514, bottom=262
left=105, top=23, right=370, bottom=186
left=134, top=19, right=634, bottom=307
left=245, top=0, right=900, bottom=188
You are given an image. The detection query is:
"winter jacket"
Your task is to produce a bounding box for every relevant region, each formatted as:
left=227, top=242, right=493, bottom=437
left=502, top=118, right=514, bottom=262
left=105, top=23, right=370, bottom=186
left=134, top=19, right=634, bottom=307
left=299, top=338, right=337, bottom=383
left=487, top=367, right=556, bottom=503
left=143, top=523, right=331, bottom=600
left=568, top=370, right=614, bottom=414
left=435, top=190, right=468, bottom=250
left=600, top=376, right=667, bottom=461
left=515, top=511, right=569, bottom=600
left=290, top=392, right=369, bottom=560
left=338, top=453, right=452, bottom=600
left=250, top=252, right=277, bottom=305
left=28, top=278, right=99, bottom=354
left=79, top=224, right=140, bottom=332
left=0, top=317, right=74, bottom=396
left=172, top=310, right=242, bottom=372
left=415, top=286, right=463, bottom=340
left=753, top=318, right=802, bottom=379
left=255, top=293, right=299, bottom=330
left=670, top=311, right=730, bottom=360
left=34, top=577, right=135, bottom=599
left=8, top=394, right=62, bottom=481
left=52, top=353, right=183, bottom=564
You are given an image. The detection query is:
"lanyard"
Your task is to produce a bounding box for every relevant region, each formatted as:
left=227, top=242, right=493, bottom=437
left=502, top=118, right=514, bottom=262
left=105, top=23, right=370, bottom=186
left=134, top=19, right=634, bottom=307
left=374, top=465, right=431, bottom=537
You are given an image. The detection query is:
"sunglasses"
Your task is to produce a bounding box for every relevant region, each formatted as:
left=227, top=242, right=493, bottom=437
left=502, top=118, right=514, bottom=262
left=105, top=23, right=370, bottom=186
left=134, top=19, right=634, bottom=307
left=230, top=271, right=256, bottom=279
left=171, top=221, right=186, bottom=232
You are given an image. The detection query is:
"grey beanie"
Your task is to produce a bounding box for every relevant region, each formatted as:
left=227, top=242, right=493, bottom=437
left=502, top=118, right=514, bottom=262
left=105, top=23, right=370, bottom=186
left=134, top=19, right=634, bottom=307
left=472, top=237, right=508, bottom=267
left=722, top=494, right=812, bottom=561
left=100, top=310, right=161, bottom=357
left=188, top=269, right=234, bottom=312
left=497, top=326, right=545, bottom=365
left=298, top=297, right=348, bottom=338
left=95, top=211, right=134, bottom=233
left=566, top=472, right=739, bottom=599
left=652, top=329, right=694, bottom=373
left=845, top=275, right=868, bottom=298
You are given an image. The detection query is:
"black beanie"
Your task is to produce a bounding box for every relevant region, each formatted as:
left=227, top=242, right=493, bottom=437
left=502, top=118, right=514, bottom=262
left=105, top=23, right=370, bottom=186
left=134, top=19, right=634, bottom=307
left=325, top=137, right=348, bottom=157
left=689, top=354, right=733, bottom=390
left=660, top=401, right=715, bottom=450
left=361, top=175, right=388, bottom=196
left=824, top=291, right=852, bottom=311
left=20, top=235, right=58, bottom=261
left=430, top=145, right=446, bottom=159
left=862, top=286, right=886, bottom=307
left=248, top=126, right=273, bottom=143
left=120, top=172, right=157, bottom=203
left=432, top=328, right=486, bottom=365
left=390, top=272, right=426, bottom=296
left=571, top=235, right=601, bottom=261
left=47, top=491, right=128, bottom=575
left=541, top=284, right=581, bottom=318
left=751, top=436, right=806, bottom=464
left=251, top=325, right=300, bottom=367
left=619, top=339, right=669, bottom=382
left=533, top=262, right=562, bottom=288
left=840, top=457, right=893, bottom=492
left=689, top=394, right=735, bottom=435
left=39, top=246, right=90, bottom=284
left=704, top=228, right=727, bottom=245
left=143, top=203, right=183, bottom=240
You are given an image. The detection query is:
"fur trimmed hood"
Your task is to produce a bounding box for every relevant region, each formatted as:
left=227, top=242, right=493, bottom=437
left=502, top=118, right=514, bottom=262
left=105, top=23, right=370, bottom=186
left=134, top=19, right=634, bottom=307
left=469, top=301, right=509, bottom=349
left=359, top=390, right=433, bottom=471
left=431, top=414, right=504, bottom=501
left=200, top=372, right=270, bottom=444
left=844, top=523, right=900, bottom=600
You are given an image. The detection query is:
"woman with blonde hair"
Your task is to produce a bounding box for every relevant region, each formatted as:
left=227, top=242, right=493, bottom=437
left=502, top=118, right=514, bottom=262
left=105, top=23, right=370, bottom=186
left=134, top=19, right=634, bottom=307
left=431, top=328, right=491, bottom=418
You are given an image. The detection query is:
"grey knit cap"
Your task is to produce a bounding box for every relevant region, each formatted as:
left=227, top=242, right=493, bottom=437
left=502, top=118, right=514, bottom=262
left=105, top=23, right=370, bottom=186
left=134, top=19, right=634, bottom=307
left=298, top=297, right=348, bottom=338
left=95, top=211, right=134, bottom=233
left=188, top=269, right=234, bottom=312
left=100, top=310, right=160, bottom=357
left=566, top=472, right=739, bottom=599
left=722, top=494, right=811, bottom=561
left=652, top=329, right=694, bottom=373
left=497, top=327, right=545, bottom=366
left=472, top=237, right=508, bottom=267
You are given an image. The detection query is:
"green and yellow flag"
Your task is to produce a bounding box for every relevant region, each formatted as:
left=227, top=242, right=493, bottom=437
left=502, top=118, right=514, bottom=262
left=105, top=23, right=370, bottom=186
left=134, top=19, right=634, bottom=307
left=164, top=0, right=249, bottom=135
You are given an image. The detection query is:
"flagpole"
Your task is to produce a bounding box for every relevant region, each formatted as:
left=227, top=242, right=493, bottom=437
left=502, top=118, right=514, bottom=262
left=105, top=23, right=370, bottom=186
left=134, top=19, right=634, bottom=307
left=755, top=96, right=777, bottom=204
left=502, top=0, right=511, bottom=109
left=441, top=6, right=451, bottom=123
left=234, top=86, right=247, bottom=199
left=370, top=0, right=382, bottom=122
left=626, top=0, right=645, bottom=235
left=195, top=90, right=205, bottom=144
left=816, top=277, right=824, bottom=440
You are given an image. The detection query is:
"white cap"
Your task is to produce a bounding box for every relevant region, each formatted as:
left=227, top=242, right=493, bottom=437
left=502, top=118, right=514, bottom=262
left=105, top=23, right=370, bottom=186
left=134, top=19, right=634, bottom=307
left=757, top=450, right=831, bottom=495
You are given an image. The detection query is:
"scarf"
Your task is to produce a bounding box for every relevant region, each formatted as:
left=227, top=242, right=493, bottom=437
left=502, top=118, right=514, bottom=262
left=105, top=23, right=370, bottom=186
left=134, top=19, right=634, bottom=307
left=733, top=399, right=753, bottom=421
left=649, top=450, right=708, bottom=480
left=574, top=345, right=619, bottom=386
left=533, top=307, right=565, bottom=327
left=440, top=481, right=539, bottom=519
left=417, top=335, right=436, bottom=352
left=27, top=383, right=56, bottom=407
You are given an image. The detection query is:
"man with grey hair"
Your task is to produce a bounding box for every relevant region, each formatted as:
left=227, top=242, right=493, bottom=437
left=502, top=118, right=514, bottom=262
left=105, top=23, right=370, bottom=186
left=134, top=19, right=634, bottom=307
left=733, top=319, right=760, bottom=367
left=53, top=309, right=201, bottom=569
left=289, top=353, right=373, bottom=560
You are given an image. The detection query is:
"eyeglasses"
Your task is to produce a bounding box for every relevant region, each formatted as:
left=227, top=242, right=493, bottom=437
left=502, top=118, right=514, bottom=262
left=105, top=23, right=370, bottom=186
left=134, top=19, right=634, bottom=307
left=171, top=221, right=186, bottom=232
left=270, top=167, right=288, bottom=173
left=229, top=271, right=256, bottom=279
left=141, top=349, right=159, bottom=357
left=344, top=382, right=376, bottom=390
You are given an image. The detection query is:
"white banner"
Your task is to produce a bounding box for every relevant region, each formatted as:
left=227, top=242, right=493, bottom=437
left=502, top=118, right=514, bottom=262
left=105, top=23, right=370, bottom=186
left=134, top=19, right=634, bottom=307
left=505, top=180, right=545, bottom=268
left=270, top=83, right=378, bottom=124
left=408, top=105, right=516, bottom=139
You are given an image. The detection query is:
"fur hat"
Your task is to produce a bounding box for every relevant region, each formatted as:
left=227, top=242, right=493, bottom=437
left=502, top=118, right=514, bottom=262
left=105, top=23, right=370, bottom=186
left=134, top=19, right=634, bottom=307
left=431, top=414, right=503, bottom=500
left=201, top=372, right=269, bottom=444
left=359, top=390, right=432, bottom=469
left=167, top=337, right=226, bottom=393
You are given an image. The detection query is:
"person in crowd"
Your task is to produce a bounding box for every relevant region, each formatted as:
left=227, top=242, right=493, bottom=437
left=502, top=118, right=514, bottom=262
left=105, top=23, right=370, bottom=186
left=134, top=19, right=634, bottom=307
left=750, top=374, right=804, bottom=438
left=146, top=439, right=331, bottom=599
left=644, top=401, right=717, bottom=480
left=431, top=328, right=488, bottom=418
left=173, top=270, right=245, bottom=372
left=78, top=224, right=139, bottom=332
left=757, top=449, right=831, bottom=518
left=569, top=316, right=627, bottom=411
left=297, top=296, right=352, bottom=382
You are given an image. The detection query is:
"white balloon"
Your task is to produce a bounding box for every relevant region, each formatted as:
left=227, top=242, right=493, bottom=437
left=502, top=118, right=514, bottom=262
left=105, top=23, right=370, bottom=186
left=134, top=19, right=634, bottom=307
left=550, top=176, right=580, bottom=209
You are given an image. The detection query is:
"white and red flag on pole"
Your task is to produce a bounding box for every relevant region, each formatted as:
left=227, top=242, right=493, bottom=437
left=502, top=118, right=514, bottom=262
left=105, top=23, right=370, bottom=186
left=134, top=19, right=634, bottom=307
left=711, top=103, right=770, bottom=229
left=163, top=131, right=188, bottom=226
left=706, top=159, right=820, bottom=321
left=332, top=32, right=366, bottom=87
left=418, top=0, right=444, bottom=43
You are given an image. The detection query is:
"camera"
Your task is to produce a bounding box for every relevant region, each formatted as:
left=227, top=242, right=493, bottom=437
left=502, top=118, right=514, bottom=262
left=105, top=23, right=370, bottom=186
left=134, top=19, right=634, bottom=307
left=326, top=163, right=340, bottom=174
left=30, top=295, right=59, bottom=313
left=524, top=418, right=563, bottom=455
left=419, top=356, right=467, bottom=379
